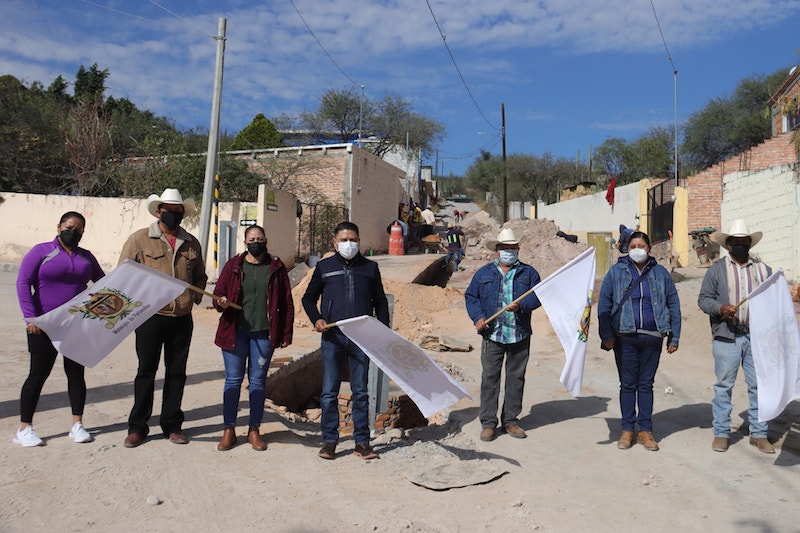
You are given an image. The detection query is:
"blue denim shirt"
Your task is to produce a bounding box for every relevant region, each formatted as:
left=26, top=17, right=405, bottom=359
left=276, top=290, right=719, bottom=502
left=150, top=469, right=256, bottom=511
left=597, top=256, right=681, bottom=345
left=465, top=260, right=542, bottom=340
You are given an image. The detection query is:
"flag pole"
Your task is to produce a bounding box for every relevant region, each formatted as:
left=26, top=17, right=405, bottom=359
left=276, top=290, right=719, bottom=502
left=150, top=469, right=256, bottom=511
left=484, top=285, right=537, bottom=324
left=186, top=285, right=242, bottom=310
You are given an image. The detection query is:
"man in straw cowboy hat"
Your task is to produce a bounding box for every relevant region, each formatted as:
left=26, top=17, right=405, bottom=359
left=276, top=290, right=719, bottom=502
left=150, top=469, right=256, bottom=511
left=465, top=227, right=541, bottom=442
left=698, top=219, right=774, bottom=454
left=119, top=188, right=207, bottom=448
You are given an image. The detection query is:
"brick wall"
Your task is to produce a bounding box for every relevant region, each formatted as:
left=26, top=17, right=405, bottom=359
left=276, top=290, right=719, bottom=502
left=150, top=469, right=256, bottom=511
left=687, top=132, right=798, bottom=234
left=336, top=393, right=427, bottom=436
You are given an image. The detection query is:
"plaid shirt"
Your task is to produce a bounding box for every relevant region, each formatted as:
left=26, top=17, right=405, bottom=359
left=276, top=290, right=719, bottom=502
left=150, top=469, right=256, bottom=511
left=489, top=260, right=522, bottom=343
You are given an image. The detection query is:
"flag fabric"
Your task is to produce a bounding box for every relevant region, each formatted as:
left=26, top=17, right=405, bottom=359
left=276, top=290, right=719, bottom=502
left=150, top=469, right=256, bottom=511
left=335, top=315, right=472, bottom=418
left=28, top=260, right=189, bottom=368
left=532, top=247, right=596, bottom=396
left=605, top=176, right=617, bottom=206
left=746, top=270, right=800, bottom=422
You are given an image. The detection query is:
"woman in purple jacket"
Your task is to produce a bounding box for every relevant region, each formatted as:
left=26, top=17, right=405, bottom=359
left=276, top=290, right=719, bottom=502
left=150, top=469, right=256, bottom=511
left=15, top=211, right=105, bottom=447
left=213, top=225, right=294, bottom=451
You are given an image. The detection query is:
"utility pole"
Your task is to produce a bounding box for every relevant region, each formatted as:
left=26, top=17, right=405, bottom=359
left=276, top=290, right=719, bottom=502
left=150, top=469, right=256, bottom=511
left=199, top=17, right=226, bottom=262
left=358, top=84, right=365, bottom=143
left=501, top=103, right=508, bottom=223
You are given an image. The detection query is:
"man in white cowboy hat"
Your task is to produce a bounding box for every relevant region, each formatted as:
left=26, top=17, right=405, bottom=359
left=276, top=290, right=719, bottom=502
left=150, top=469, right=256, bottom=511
left=118, top=188, right=207, bottom=448
left=465, top=227, right=541, bottom=442
left=698, top=219, right=774, bottom=454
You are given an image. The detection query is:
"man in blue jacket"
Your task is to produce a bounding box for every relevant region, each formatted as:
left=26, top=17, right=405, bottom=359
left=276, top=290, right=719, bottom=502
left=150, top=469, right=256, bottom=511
left=302, top=221, right=390, bottom=460
left=465, top=228, right=541, bottom=442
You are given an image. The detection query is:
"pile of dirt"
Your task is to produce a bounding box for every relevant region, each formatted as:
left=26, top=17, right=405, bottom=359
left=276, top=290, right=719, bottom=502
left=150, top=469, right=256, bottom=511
left=459, top=212, right=588, bottom=279
left=291, top=266, right=465, bottom=342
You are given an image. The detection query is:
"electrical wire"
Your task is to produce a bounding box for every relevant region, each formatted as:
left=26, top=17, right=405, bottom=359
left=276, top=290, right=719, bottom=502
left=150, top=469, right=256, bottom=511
left=438, top=134, right=501, bottom=160
left=77, top=0, right=210, bottom=37
left=424, top=0, right=499, bottom=132
left=650, top=0, right=677, bottom=75
left=289, top=0, right=359, bottom=87
left=148, top=0, right=213, bottom=37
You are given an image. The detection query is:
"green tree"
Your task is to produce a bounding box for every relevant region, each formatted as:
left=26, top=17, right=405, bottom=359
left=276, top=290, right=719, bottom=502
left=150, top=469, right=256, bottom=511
left=299, top=88, right=444, bottom=158
left=681, top=69, right=788, bottom=172
left=369, top=93, right=444, bottom=158
left=592, top=126, right=673, bottom=186
left=231, top=113, right=283, bottom=150
left=74, top=63, right=109, bottom=100
left=0, top=75, right=69, bottom=192
left=465, top=150, right=502, bottom=194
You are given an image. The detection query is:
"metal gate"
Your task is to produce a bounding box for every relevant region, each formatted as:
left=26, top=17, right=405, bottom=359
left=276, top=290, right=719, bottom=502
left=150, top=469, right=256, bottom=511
left=647, top=180, right=675, bottom=244
left=296, top=201, right=349, bottom=259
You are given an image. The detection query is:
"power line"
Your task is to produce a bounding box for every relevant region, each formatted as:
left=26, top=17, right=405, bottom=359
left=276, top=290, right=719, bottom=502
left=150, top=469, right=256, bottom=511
left=650, top=0, right=679, bottom=186
left=289, top=0, right=358, bottom=87
left=438, top=134, right=501, bottom=160
left=650, top=0, right=677, bottom=74
left=78, top=0, right=210, bottom=37
left=148, top=0, right=212, bottom=37
left=424, top=0, right=499, bottom=131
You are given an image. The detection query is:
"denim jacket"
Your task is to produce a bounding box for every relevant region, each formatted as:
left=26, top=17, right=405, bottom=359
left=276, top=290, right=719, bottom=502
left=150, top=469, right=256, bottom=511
left=465, top=260, right=541, bottom=339
left=598, top=256, right=681, bottom=346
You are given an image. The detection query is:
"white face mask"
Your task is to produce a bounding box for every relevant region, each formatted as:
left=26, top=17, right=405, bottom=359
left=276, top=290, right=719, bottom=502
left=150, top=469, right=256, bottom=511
left=628, top=248, right=649, bottom=263
left=337, top=240, right=359, bottom=260
left=498, top=249, right=519, bottom=265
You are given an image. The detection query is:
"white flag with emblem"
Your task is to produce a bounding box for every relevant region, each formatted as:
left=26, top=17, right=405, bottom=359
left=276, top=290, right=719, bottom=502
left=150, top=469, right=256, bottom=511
left=747, top=270, right=800, bottom=422
left=336, top=315, right=472, bottom=418
left=533, top=247, right=596, bottom=396
left=28, top=260, right=189, bottom=368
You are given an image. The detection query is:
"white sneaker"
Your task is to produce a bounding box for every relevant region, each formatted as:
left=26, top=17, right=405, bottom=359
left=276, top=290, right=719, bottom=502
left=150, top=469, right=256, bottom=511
left=13, top=426, right=44, bottom=447
left=69, top=421, right=93, bottom=443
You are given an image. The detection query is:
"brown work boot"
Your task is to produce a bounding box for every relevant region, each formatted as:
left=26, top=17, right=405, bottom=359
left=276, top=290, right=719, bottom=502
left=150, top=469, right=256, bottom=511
left=617, top=430, right=635, bottom=449
left=749, top=437, right=775, bottom=454
left=217, top=426, right=237, bottom=451
left=480, top=426, right=496, bottom=442
left=318, top=441, right=336, bottom=460
left=353, top=442, right=378, bottom=460
left=638, top=431, right=659, bottom=451
left=248, top=426, right=267, bottom=451
left=504, top=424, right=527, bottom=439
left=712, top=436, right=729, bottom=452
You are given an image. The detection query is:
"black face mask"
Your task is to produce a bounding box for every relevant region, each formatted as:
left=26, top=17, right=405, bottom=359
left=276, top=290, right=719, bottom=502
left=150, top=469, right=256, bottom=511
left=59, top=229, right=82, bottom=247
left=160, top=211, right=183, bottom=231
left=730, top=244, right=750, bottom=261
left=247, top=242, right=267, bottom=258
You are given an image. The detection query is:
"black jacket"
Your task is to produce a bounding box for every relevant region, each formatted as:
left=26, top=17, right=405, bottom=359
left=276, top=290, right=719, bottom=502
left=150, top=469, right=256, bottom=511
left=301, top=252, right=390, bottom=327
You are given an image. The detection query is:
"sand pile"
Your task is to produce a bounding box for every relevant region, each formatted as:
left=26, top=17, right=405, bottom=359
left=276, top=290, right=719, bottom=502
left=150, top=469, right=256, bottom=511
left=459, top=212, right=588, bottom=279
left=290, top=211, right=589, bottom=343
left=291, top=266, right=465, bottom=342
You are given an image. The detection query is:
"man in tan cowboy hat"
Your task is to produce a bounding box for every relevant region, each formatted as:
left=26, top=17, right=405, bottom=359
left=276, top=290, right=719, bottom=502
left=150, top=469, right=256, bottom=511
left=119, top=188, right=207, bottom=448
left=698, top=219, right=774, bottom=454
left=464, top=227, right=541, bottom=442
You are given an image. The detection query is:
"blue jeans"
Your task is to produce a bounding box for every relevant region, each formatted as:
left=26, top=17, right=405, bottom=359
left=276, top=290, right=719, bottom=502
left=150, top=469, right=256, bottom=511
left=479, top=337, right=530, bottom=428
left=221, top=329, right=273, bottom=427
left=444, top=249, right=462, bottom=270
left=320, top=329, right=370, bottom=444
left=712, top=334, right=767, bottom=438
left=613, top=333, right=663, bottom=432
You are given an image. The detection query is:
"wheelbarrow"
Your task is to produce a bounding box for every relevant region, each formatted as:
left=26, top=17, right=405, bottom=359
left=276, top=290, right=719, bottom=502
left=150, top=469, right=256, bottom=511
left=421, top=234, right=444, bottom=254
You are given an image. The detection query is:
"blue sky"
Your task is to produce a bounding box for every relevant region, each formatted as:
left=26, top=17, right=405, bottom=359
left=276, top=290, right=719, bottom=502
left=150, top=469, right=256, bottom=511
left=2, top=0, right=799, bottom=177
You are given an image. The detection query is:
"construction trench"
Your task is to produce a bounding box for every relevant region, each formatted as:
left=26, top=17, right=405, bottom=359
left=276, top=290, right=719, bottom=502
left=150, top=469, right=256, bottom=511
left=265, top=256, right=455, bottom=436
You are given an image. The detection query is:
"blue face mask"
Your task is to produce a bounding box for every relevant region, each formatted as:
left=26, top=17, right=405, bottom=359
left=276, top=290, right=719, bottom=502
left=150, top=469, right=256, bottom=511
left=498, top=249, right=518, bottom=265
